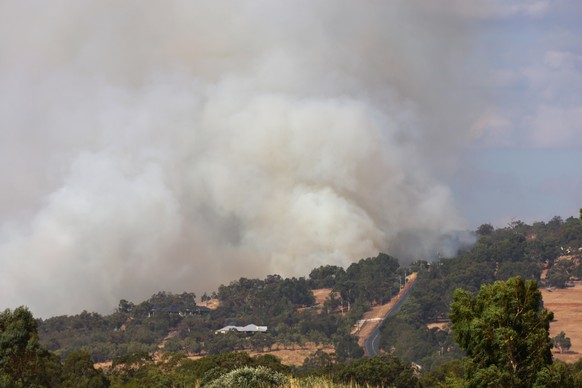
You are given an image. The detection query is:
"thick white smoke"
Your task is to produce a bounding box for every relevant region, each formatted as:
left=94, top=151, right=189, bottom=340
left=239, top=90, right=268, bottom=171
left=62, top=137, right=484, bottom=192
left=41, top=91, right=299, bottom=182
left=0, top=1, right=483, bottom=316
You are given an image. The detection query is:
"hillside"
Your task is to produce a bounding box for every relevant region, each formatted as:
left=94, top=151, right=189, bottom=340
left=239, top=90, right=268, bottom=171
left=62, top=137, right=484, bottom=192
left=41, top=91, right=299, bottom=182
left=37, top=253, right=405, bottom=365
left=15, top=215, right=582, bottom=385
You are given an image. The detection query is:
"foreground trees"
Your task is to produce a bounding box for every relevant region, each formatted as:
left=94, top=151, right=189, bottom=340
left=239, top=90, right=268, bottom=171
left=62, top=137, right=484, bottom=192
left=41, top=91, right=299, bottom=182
left=337, top=354, right=418, bottom=387
left=0, top=307, right=63, bottom=386
left=0, top=307, right=109, bottom=387
left=450, top=277, right=554, bottom=386
left=61, top=351, right=110, bottom=387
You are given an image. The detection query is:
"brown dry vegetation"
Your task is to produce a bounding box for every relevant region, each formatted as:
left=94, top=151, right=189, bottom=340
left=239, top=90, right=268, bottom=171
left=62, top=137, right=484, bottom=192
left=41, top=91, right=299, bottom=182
left=311, top=288, right=335, bottom=306
left=542, top=283, right=582, bottom=362
left=93, top=361, right=112, bottom=373
left=182, top=343, right=335, bottom=366
left=296, top=288, right=336, bottom=314
left=198, top=299, right=220, bottom=309
left=246, top=343, right=336, bottom=366
left=95, top=344, right=335, bottom=372
left=425, top=322, right=449, bottom=331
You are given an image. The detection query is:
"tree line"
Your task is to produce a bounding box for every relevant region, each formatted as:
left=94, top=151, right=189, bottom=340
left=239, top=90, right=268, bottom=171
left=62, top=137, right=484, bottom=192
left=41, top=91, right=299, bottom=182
left=36, top=253, right=404, bottom=364
left=4, top=215, right=582, bottom=385
left=7, top=276, right=582, bottom=386
left=378, top=215, right=582, bottom=375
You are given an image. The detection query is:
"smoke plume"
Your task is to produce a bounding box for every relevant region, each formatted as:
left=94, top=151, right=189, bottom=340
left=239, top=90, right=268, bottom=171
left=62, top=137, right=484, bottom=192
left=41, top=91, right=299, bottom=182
left=0, top=1, right=483, bottom=316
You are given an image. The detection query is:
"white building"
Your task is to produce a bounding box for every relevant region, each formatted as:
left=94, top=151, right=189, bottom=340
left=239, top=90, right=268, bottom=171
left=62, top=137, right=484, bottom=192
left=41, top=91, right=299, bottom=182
left=215, top=324, right=268, bottom=334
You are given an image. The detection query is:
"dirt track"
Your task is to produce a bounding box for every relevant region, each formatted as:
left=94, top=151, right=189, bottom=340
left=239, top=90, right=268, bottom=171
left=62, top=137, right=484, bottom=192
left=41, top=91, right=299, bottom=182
left=354, top=273, right=417, bottom=352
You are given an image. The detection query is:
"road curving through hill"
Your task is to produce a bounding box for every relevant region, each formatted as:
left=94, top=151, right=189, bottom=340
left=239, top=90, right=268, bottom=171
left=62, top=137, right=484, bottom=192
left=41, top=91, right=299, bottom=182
left=354, top=273, right=417, bottom=357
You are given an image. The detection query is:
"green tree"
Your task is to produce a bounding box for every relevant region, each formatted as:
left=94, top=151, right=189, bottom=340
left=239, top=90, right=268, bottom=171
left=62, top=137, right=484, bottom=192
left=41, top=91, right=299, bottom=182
left=337, top=354, right=417, bottom=387
left=419, top=359, right=464, bottom=387
left=496, top=260, right=541, bottom=281
left=301, top=349, right=335, bottom=373
left=250, top=332, right=274, bottom=353
left=332, top=328, right=363, bottom=362
left=547, top=261, right=572, bottom=288
left=0, top=306, right=62, bottom=387
left=553, top=331, right=572, bottom=354
left=206, top=332, right=245, bottom=355
left=254, top=354, right=290, bottom=374
left=308, top=265, right=345, bottom=288
left=62, top=351, right=109, bottom=387
left=476, top=223, right=494, bottom=236
left=450, top=277, right=554, bottom=387
left=205, top=366, right=288, bottom=388
left=533, top=361, right=577, bottom=388
left=117, top=299, right=134, bottom=313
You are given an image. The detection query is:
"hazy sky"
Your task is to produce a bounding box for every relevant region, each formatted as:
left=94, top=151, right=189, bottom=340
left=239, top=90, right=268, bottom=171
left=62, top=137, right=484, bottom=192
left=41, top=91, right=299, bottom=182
left=454, top=0, right=582, bottom=227
left=0, top=1, right=581, bottom=316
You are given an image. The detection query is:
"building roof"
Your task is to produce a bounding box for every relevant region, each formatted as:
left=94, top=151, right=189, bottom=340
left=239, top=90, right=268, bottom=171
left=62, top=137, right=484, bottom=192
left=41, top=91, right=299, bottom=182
left=215, top=324, right=268, bottom=333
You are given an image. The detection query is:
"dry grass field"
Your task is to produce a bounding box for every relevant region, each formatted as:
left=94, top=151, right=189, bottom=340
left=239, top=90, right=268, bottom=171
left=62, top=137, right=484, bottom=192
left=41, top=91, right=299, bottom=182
left=311, top=288, right=334, bottom=306
left=95, top=343, right=335, bottom=372
left=542, top=283, right=582, bottom=362
left=246, top=344, right=335, bottom=366
left=181, top=343, right=335, bottom=366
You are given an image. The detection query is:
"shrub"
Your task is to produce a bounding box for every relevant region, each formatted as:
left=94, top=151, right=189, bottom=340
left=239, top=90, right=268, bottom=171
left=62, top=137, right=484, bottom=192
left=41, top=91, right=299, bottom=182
left=204, top=366, right=288, bottom=388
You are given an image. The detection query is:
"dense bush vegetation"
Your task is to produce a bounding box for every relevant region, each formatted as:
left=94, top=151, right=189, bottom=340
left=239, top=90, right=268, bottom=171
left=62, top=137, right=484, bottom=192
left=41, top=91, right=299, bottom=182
left=36, top=253, right=402, bottom=364
left=3, top=215, right=582, bottom=386
left=378, top=216, right=582, bottom=375
left=2, top=306, right=417, bottom=387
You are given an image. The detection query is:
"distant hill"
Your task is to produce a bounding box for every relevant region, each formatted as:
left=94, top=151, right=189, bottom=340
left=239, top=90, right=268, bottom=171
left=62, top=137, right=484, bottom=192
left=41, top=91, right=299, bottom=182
left=32, top=215, right=582, bottom=377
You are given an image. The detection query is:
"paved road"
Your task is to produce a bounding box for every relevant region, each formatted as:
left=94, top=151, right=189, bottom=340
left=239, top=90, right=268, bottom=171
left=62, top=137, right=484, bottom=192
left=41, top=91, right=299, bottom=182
left=364, top=280, right=416, bottom=357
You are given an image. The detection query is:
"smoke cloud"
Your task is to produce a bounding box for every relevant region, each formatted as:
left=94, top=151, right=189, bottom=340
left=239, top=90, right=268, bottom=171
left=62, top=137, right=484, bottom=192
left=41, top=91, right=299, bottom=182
left=0, top=1, right=484, bottom=317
